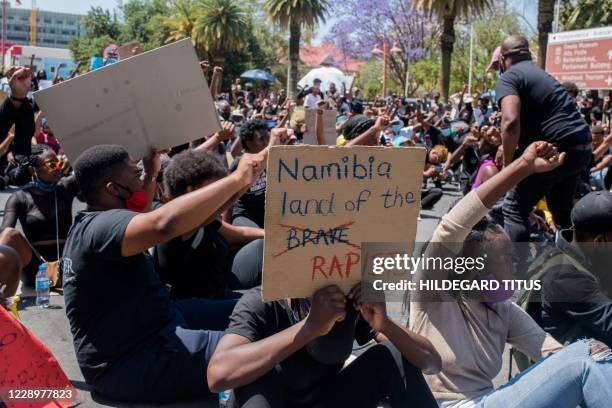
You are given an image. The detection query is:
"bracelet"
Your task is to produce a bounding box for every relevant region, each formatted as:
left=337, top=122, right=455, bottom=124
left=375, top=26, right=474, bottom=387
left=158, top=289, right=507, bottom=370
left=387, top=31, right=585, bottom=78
left=10, top=95, right=28, bottom=102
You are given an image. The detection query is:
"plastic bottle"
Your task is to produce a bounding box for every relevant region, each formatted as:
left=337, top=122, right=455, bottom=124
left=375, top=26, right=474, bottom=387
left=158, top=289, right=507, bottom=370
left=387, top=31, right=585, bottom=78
left=35, top=264, right=50, bottom=308
left=218, top=389, right=231, bottom=407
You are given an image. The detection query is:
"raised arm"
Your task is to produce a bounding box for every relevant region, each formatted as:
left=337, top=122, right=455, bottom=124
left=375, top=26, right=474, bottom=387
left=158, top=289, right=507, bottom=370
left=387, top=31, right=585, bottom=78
left=210, top=66, right=223, bottom=100
left=194, top=122, right=235, bottom=152
left=315, top=109, right=326, bottom=145
left=121, top=152, right=266, bottom=257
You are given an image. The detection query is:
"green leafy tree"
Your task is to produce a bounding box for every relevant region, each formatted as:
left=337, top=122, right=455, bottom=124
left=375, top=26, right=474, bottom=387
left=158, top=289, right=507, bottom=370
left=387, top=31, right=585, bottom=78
left=118, top=0, right=169, bottom=50
left=80, top=7, right=121, bottom=39
left=265, top=0, right=329, bottom=98
left=195, top=0, right=249, bottom=65
left=159, top=0, right=200, bottom=46
left=560, top=0, right=612, bottom=31
left=412, top=0, right=492, bottom=103
left=69, top=7, right=122, bottom=68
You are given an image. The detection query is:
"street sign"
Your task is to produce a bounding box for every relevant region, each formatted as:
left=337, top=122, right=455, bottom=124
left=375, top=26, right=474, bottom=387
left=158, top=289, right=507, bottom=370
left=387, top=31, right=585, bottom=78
left=546, top=26, right=612, bottom=89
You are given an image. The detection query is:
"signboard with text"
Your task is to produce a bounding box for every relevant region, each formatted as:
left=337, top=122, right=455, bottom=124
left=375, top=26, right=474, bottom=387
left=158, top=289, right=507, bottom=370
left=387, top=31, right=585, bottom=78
left=262, top=145, right=424, bottom=301
left=546, top=26, right=612, bottom=89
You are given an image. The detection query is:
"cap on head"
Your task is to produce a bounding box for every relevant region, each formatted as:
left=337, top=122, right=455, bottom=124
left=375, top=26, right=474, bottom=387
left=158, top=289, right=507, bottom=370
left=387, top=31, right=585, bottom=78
left=571, top=191, right=612, bottom=235
left=313, top=78, right=322, bottom=84
left=487, top=46, right=502, bottom=71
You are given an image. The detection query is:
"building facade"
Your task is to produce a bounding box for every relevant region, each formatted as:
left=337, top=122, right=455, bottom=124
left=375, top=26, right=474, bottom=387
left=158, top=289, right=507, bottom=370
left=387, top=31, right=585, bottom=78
left=2, top=4, right=84, bottom=49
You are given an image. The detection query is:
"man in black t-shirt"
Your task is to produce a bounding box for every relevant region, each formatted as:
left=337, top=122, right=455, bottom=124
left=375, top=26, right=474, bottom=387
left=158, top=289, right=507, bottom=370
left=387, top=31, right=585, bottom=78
left=494, top=35, right=591, bottom=242
left=207, top=285, right=441, bottom=407
left=62, top=144, right=266, bottom=402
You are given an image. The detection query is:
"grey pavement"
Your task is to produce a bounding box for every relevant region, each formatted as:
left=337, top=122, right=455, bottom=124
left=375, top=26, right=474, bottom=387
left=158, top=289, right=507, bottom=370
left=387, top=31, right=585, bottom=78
left=1, top=182, right=515, bottom=407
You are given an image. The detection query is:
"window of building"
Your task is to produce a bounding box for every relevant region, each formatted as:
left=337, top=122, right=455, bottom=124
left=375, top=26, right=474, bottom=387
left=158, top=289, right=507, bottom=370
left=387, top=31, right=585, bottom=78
left=44, top=19, right=52, bottom=24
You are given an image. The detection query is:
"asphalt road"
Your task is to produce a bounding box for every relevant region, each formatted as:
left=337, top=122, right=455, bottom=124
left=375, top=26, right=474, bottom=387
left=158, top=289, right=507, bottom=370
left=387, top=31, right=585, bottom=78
left=1, top=182, right=516, bottom=407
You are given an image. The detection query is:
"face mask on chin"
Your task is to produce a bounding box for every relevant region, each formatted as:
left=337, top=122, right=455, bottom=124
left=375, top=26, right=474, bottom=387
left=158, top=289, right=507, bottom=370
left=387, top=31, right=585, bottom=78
left=114, top=182, right=149, bottom=212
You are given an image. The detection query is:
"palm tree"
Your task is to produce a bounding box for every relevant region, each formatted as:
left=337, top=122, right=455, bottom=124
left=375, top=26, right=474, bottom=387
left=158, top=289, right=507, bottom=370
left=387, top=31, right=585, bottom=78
left=413, top=0, right=491, bottom=103
left=160, top=0, right=199, bottom=46
left=266, top=0, right=329, bottom=98
left=195, top=0, right=249, bottom=66
left=537, top=0, right=555, bottom=69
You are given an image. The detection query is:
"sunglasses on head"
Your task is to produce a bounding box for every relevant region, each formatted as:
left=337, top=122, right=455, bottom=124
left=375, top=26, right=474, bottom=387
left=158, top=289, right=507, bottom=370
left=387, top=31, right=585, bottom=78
left=43, top=160, right=66, bottom=171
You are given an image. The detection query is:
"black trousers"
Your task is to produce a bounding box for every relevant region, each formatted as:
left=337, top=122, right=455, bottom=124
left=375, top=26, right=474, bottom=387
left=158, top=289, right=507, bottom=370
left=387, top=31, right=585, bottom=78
left=228, top=344, right=437, bottom=408
left=421, top=188, right=443, bottom=210
left=503, top=147, right=592, bottom=242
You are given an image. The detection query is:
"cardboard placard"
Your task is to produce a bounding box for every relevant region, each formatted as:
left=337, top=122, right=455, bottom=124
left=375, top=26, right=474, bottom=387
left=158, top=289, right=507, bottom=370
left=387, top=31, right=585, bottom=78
left=33, top=39, right=221, bottom=162
left=302, top=109, right=338, bottom=146
left=262, top=145, right=425, bottom=301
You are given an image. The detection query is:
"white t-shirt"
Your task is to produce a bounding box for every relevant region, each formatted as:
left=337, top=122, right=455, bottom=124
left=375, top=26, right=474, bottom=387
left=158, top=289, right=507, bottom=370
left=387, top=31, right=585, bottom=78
left=304, top=93, right=322, bottom=109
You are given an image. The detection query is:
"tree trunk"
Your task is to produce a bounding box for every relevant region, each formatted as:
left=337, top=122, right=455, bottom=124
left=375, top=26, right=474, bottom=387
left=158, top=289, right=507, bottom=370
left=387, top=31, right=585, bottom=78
left=538, top=0, right=555, bottom=68
left=440, top=14, right=456, bottom=104
left=288, top=19, right=301, bottom=100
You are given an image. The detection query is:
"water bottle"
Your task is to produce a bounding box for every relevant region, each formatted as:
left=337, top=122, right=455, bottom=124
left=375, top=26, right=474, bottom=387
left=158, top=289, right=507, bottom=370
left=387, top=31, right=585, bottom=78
left=218, top=389, right=231, bottom=407
left=35, top=264, right=50, bottom=308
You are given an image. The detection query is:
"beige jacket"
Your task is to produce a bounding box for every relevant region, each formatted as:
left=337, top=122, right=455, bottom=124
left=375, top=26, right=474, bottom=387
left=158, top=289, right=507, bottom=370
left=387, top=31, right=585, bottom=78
left=409, top=191, right=562, bottom=401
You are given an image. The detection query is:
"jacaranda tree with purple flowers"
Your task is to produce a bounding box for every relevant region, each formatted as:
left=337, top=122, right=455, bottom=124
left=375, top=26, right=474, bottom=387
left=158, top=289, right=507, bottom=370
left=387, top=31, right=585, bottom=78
left=324, top=0, right=435, bottom=95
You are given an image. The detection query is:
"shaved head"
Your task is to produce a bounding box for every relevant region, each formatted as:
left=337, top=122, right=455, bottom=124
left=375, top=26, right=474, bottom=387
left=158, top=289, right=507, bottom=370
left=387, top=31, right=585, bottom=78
left=501, top=35, right=530, bottom=54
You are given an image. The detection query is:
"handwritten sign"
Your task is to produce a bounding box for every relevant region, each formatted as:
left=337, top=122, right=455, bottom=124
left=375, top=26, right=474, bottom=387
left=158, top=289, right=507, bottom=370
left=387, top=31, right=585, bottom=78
left=34, top=38, right=221, bottom=162
left=302, top=110, right=338, bottom=146
left=262, top=145, right=425, bottom=301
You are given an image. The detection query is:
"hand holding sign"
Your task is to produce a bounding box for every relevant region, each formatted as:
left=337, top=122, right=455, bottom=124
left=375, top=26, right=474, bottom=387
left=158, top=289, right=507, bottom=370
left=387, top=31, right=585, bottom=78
left=303, top=285, right=347, bottom=337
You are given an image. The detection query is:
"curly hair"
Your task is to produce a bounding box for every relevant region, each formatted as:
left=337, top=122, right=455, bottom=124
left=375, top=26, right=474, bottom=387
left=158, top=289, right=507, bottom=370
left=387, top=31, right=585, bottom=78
left=163, top=149, right=228, bottom=199
left=430, top=144, right=449, bottom=163
left=239, top=119, right=269, bottom=149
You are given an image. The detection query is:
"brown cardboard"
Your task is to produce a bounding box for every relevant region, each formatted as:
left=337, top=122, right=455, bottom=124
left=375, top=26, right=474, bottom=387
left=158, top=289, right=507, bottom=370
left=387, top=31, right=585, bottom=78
left=262, top=145, right=425, bottom=301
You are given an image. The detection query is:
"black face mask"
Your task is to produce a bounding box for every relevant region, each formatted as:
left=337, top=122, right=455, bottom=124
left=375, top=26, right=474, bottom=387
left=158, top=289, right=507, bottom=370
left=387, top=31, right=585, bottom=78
left=221, top=111, right=230, bottom=121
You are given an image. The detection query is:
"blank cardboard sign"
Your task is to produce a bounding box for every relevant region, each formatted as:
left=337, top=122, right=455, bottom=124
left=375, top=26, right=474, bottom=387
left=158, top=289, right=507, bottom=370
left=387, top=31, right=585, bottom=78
left=33, top=38, right=221, bottom=161
left=302, top=109, right=337, bottom=146
left=262, top=145, right=425, bottom=301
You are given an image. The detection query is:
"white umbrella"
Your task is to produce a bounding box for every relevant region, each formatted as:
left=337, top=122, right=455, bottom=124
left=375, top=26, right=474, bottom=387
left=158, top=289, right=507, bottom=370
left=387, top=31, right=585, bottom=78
left=298, top=67, right=348, bottom=94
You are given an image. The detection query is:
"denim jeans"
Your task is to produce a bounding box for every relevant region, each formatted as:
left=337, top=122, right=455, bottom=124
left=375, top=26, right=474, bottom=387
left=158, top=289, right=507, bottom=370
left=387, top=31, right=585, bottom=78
left=503, top=148, right=592, bottom=242
left=480, top=339, right=612, bottom=407
left=93, top=298, right=237, bottom=402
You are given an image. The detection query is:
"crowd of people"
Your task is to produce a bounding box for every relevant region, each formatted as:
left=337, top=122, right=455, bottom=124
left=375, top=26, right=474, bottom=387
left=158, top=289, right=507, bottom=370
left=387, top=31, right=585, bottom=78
left=0, top=34, right=611, bottom=408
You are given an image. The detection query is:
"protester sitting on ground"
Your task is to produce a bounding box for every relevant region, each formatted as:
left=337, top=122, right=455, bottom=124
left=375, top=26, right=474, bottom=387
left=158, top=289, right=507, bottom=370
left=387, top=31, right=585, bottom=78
left=155, top=149, right=264, bottom=299
left=62, top=143, right=266, bottom=402
left=228, top=120, right=272, bottom=228
left=338, top=109, right=392, bottom=147
left=588, top=124, right=612, bottom=191
left=444, top=125, right=501, bottom=194
left=535, top=191, right=612, bottom=347
left=410, top=141, right=612, bottom=406
left=207, top=284, right=441, bottom=407
left=1, top=66, right=36, bottom=187
left=0, top=145, right=78, bottom=287
left=35, top=118, right=62, bottom=154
